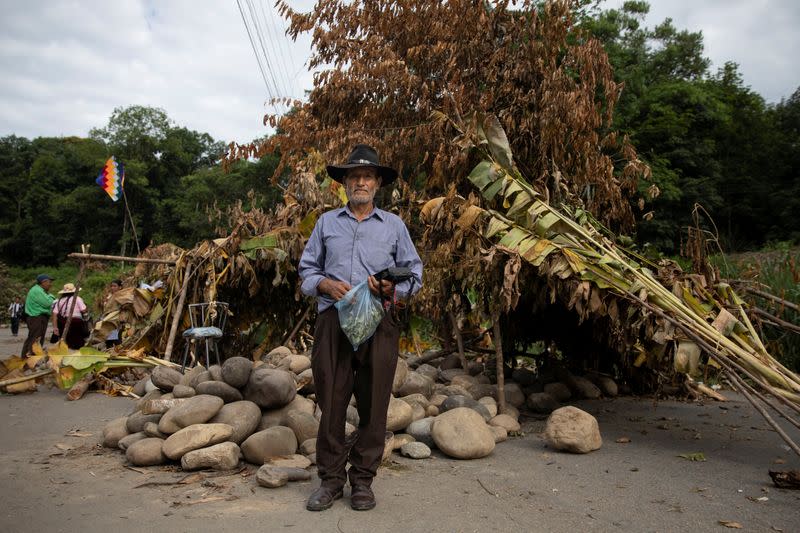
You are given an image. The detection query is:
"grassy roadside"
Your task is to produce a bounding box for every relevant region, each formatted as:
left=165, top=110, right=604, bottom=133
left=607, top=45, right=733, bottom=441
left=714, top=244, right=800, bottom=371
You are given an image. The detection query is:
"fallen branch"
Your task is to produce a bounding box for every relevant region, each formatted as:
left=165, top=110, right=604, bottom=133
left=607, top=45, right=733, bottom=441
left=752, top=307, right=800, bottom=335
left=66, top=372, right=95, bottom=401
left=0, top=368, right=54, bottom=388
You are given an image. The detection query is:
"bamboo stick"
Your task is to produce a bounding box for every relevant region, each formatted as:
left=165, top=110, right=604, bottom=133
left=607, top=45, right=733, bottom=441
left=492, top=315, right=507, bottom=414
left=0, top=368, right=54, bottom=387
left=725, top=370, right=800, bottom=458
left=742, top=286, right=800, bottom=313
left=635, top=295, right=800, bottom=454
left=449, top=311, right=469, bottom=370
left=67, top=252, right=176, bottom=265
left=752, top=308, right=800, bottom=334
left=164, top=262, right=193, bottom=361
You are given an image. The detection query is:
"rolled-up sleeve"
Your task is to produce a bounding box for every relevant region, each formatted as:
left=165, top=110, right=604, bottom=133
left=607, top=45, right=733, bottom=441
left=298, top=219, right=326, bottom=297
left=394, top=222, right=423, bottom=298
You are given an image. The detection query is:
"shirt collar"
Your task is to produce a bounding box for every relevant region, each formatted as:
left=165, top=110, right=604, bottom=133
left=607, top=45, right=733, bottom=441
left=339, top=204, right=384, bottom=221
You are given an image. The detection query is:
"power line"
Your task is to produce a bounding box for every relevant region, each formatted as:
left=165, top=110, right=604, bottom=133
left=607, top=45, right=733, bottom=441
left=236, top=0, right=277, bottom=110
left=244, top=0, right=287, bottom=109
left=258, top=0, right=296, bottom=100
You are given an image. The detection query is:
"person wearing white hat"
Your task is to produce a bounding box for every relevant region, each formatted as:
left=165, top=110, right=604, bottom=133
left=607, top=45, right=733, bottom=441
left=51, top=283, right=89, bottom=349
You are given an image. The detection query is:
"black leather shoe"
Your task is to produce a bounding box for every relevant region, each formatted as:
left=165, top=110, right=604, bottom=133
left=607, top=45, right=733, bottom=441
left=306, top=487, right=343, bottom=511
left=350, top=485, right=376, bottom=511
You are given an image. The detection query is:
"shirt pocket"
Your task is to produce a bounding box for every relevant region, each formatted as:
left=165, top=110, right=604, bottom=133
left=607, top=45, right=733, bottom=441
left=362, top=239, right=396, bottom=274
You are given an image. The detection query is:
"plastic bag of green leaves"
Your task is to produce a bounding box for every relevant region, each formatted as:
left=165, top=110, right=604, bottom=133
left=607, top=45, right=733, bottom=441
left=335, top=280, right=384, bottom=350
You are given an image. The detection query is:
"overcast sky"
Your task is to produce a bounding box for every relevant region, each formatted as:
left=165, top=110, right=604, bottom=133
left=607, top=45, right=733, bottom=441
left=1, top=1, right=798, bottom=145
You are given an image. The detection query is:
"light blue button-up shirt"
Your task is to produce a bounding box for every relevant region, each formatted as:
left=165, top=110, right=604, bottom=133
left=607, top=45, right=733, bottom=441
left=298, top=205, right=423, bottom=312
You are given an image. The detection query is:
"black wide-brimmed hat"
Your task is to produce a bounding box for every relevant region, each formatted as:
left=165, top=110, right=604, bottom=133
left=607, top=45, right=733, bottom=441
left=326, top=144, right=398, bottom=186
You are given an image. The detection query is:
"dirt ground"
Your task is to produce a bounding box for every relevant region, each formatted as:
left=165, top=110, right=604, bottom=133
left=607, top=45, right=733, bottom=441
left=1, top=324, right=799, bottom=533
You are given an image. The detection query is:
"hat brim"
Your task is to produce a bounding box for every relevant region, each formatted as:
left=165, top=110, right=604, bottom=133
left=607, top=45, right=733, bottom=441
left=326, top=164, right=398, bottom=186
left=58, top=287, right=81, bottom=295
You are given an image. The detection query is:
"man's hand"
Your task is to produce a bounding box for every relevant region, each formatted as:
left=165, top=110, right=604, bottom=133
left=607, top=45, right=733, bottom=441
left=318, top=278, right=352, bottom=301
left=368, top=276, right=394, bottom=298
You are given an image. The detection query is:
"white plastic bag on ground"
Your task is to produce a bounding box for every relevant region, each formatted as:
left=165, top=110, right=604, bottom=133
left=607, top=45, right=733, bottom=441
left=335, top=280, right=384, bottom=350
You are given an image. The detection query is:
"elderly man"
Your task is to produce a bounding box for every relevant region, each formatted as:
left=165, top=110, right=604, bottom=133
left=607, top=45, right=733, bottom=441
left=21, top=274, right=55, bottom=357
left=299, top=144, right=423, bottom=511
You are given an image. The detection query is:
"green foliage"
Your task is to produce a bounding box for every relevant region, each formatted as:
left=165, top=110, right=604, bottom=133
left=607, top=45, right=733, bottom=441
left=0, top=105, right=280, bottom=266
left=713, top=246, right=800, bottom=371
left=583, top=2, right=798, bottom=254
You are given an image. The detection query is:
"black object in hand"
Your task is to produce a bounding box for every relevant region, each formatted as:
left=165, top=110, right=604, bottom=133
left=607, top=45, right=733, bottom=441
left=374, top=267, right=413, bottom=283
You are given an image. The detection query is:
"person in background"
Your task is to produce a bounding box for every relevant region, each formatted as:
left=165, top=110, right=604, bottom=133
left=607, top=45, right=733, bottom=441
left=104, top=279, right=123, bottom=348
left=8, top=296, right=23, bottom=336
left=21, top=274, right=55, bottom=357
left=51, top=283, right=88, bottom=349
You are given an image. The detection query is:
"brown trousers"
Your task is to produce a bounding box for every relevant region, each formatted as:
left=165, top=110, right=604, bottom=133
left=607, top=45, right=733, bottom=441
left=312, top=307, right=399, bottom=490
left=21, top=315, right=49, bottom=357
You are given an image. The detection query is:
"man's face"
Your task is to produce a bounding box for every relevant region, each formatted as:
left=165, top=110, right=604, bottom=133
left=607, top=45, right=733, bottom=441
left=110, top=282, right=121, bottom=293
left=40, top=279, right=52, bottom=291
left=344, top=167, right=380, bottom=206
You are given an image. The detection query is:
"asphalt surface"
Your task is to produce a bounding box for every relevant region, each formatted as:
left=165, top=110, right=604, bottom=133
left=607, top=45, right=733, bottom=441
left=1, top=325, right=799, bottom=532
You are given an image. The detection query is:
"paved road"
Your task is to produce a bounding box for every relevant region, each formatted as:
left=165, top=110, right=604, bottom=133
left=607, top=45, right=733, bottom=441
left=1, top=326, right=799, bottom=532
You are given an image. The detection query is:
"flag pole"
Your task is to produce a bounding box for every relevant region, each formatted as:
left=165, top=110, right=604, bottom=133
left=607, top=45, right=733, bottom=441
left=121, top=188, right=141, bottom=256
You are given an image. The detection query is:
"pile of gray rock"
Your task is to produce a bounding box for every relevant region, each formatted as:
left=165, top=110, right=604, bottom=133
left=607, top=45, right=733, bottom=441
left=102, top=347, right=611, bottom=489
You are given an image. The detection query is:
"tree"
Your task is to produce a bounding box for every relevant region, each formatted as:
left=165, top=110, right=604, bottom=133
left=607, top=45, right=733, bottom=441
left=231, top=0, right=647, bottom=233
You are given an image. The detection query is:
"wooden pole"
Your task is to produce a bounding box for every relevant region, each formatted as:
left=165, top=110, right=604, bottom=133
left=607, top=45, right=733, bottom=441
left=67, top=252, right=175, bottom=265
left=282, top=304, right=313, bottom=346
left=449, top=311, right=468, bottom=370
left=122, top=188, right=141, bottom=255
left=492, top=314, right=507, bottom=414
left=59, top=250, right=88, bottom=345
left=163, top=262, right=193, bottom=361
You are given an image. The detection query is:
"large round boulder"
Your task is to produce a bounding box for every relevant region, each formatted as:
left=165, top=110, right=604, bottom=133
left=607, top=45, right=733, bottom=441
left=162, top=423, right=233, bottom=460
left=243, top=368, right=296, bottom=409
left=396, top=372, right=434, bottom=398
left=392, top=357, right=409, bottom=394
left=210, top=400, right=261, bottom=444
left=440, top=395, right=491, bottom=421
left=527, top=392, right=560, bottom=414
left=151, top=366, right=182, bottom=392
left=102, top=417, right=129, bottom=448
left=386, top=396, right=414, bottom=432
left=181, top=442, right=241, bottom=471
left=285, top=411, right=319, bottom=444
left=158, top=394, right=224, bottom=434
left=179, top=364, right=206, bottom=387
left=258, top=395, right=315, bottom=430
left=196, top=380, right=243, bottom=403
left=543, top=382, right=571, bottom=402
left=544, top=406, right=602, bottom=454
left=126, top=438, right=167, bottom=466
left=126, top=411, right=162, bottom=434
left=221, top=356, right=252, bottom=389
left=502, top=383, right=526, bottom=408
left=241, top=426, right=298, bottom=465
left=406, top=416, right=436, bottom=448
left=262, top=345, right=293, bottom=366
left=431, top=408, right=495, bottom=459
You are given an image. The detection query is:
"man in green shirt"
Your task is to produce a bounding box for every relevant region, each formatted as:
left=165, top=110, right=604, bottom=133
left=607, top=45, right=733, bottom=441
left=21, top=274, right=55, bottom=357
